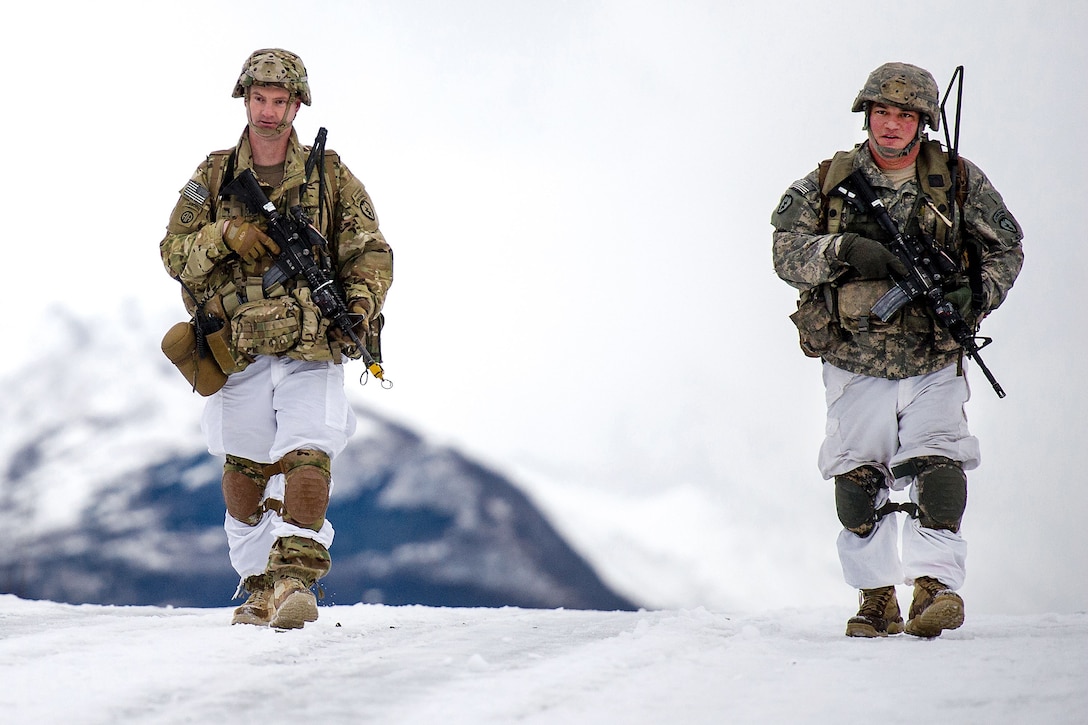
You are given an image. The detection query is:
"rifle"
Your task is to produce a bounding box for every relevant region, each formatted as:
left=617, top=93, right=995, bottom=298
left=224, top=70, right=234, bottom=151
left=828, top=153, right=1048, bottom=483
left=829, top=169, right=1005, bottom=398
left=221, top=167, right=391, bottom=388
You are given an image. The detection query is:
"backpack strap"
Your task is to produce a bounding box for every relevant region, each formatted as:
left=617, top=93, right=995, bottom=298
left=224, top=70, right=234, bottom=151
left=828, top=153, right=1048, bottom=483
left=206, top=149, right=237, bottom=223
left=321, top=149, right=340, bottom=225
left=955, top=156, right=968, bottom=209
left=817, top=158, right=833, bottom=226
left=817, top=149, right=859, bottom=234
left=317, top=149, right=341, bottom=266
left=952, top=156, right=985, bottom=313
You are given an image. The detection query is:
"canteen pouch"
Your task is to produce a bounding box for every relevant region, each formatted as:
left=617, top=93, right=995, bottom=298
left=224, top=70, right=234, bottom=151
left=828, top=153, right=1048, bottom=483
left=161, top=321, right=228, bottom=396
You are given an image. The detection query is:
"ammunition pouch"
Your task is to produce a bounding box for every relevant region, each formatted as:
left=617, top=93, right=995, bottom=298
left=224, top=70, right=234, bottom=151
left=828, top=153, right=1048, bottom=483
left=792, top=280, right=961, bottom=356
left=835, top=279, right=900, bottom=347
left=836, top=280, right=898, bottom=333
left=231, top=296, right=302, bottom=356
left=161, top=320, right=228, bottom=396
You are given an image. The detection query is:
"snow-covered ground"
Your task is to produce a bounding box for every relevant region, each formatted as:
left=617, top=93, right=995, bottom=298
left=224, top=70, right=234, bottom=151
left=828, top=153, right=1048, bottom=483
left=2, top=594, right=1085, bottom=723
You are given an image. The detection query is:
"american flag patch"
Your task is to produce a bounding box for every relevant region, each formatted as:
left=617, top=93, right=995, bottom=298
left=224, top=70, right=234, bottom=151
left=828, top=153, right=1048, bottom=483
left=183, top=180, right=210, bottom=206
left=789, top=178, right=818, bottom=197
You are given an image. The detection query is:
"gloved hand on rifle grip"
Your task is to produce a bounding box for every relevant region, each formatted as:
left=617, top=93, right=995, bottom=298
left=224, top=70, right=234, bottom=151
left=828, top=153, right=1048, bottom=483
left=222, top=219, right=281, bottom=262
left=944, top=285, right=973, bottom=319
left=837, top=233, right=907, bottom=280
left=348, top=298, right=372, bottom=332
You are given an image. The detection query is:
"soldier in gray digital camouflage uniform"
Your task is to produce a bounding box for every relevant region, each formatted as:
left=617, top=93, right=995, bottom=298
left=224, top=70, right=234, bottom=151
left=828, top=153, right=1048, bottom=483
left=161, top=49, right=393, bottom=629
left=771, top=62, right=1022, bottom=637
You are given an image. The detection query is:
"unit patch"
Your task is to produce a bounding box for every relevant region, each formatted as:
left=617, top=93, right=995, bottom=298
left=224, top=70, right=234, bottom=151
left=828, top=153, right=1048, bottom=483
left=776, top=193, right=793, bottom=215
left=993, top=208, right=1019, bottom=235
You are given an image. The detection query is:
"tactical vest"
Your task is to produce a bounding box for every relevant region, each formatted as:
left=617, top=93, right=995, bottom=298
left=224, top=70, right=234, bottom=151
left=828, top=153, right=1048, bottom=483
left=203, top=146, right=384, bottom=367
left=787, top=139, right=974, bottom=367
left=818, top=141, right=984, bottom=316
left=203, top=146, right=342, bottom=316
left=818, top=140, right=966, bottom=250
left=206, top=146, right=340, bottom=232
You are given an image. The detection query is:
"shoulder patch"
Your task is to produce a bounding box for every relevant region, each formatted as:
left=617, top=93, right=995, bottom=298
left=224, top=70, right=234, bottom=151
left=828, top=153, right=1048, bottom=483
left=775, top=193, right=793, bottom=216
left=993, top=208, right=1020, bottom=236
left=789, top=178, right=818, bottom=197
left=360, top=197, right=376, bottom=222
left=182, top=180, right=210, bottom=206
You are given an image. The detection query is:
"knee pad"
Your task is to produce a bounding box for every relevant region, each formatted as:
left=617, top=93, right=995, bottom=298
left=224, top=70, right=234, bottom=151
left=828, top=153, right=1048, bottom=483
left=834, top=465, right=887, bottom=536
left=914, top=456, right=967, bottom=533
left=222, top=455, right=269, bottom=525
left=280, top=449, right=331, bottom=531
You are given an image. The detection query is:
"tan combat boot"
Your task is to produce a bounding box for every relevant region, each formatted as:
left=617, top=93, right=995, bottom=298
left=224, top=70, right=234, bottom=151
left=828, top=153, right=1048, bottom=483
left=268, top=576, right=319, bottom=630
left=845, top=585, right=904, bottom=637
left=266, top=535, right=331, bottom=630
left=232, top=573, right=273, bottom=626
left=905, top=576, right=964, bottom=638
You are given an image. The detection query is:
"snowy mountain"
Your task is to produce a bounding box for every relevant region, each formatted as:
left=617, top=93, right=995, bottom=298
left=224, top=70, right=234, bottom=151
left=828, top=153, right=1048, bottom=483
left=0, top=306, right=633, bottom=611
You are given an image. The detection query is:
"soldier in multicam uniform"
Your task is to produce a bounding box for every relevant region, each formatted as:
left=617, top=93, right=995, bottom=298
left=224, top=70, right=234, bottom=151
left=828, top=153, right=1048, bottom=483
left=771, top=63, right=1022, bottom=638
left=160, top=49, right=393, bottom=629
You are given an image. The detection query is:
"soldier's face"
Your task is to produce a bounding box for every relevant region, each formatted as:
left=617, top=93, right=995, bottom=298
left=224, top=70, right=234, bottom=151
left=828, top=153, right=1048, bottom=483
left=245, top=86, right=300, bottom=137
left=868, top=103, right=920, bottom=151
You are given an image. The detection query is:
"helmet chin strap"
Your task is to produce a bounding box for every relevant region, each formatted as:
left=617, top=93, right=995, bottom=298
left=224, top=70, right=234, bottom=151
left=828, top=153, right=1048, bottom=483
left=867, top=127, right=922, bottom=160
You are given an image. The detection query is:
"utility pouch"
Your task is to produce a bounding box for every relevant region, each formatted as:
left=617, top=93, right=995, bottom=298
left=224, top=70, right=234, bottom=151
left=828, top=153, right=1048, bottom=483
left=292, top=286, right=334, bottom=360
left=836, top=280, right=899, bottom=335
left=161, top=321, right=228, bottom=396
left=900, top=304, right=962, bottom=353
left=789, top=288, right=837, bottom=358
left=231, top=297, right=302, bottom=356
left=202, top=295, right=247, bottom=373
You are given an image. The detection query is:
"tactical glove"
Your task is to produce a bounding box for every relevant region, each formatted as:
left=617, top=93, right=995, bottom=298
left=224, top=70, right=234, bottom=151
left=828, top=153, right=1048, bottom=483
left=837, top=233, right=907, bottom=280
left=943, top=285, right=973, bottom=319
left=348, top=299, right=371, bottom=334
left=223, top=219, right=281, bottom=262
left=349, top=299, right=371, bottom=318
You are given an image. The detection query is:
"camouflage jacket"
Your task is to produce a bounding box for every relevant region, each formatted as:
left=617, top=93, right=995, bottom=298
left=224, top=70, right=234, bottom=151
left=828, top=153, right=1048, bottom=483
left=771, top=141, right=1023, bottom=379
left=160, top=128, right=393, bottom=371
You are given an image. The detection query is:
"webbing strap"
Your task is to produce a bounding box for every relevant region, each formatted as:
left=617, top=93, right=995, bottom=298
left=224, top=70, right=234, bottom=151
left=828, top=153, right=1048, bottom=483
left=261, top=498, right=285, bottom=517
left=257, top=459, right=285, bottom=517
left=263, top=461, right=287, bottom=479
left=207, top=150, right=237, bottom=223
left=891, top=460, right=921, bottom=479
left=875, top=501, right=919, bottom=520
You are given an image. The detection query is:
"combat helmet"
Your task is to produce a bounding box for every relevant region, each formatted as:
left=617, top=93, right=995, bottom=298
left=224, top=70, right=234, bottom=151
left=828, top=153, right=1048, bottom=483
left=232, top=48, right=311, bottom=106
left=851, top=62, right=939, bottom=131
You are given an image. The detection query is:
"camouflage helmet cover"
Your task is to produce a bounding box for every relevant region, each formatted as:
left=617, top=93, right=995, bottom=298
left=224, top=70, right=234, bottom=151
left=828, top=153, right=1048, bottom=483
left=851, top=62, right=939, bottom=131
left=232, top=48, right=312, bottom=106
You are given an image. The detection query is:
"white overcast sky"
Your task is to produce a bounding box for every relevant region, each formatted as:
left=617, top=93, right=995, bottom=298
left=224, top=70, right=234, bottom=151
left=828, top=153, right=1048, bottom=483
left=2, top=0, right=1085, bottom=614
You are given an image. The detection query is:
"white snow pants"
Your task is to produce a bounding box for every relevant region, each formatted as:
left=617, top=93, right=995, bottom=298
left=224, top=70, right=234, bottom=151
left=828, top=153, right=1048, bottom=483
left=818, top=362, right=980, bottom=591
left=202, top=355, right=357, bottom=580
